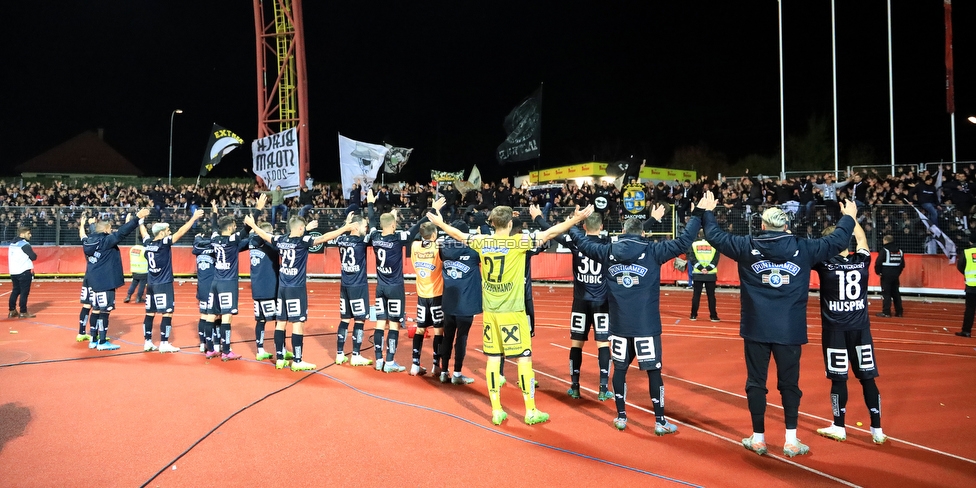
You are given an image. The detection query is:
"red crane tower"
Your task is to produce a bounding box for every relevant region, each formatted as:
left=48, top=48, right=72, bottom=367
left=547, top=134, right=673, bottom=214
left=252, top=0, right=309, bottom=181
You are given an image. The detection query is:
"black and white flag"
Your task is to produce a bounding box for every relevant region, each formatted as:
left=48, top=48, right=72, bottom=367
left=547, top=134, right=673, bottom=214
left=383, top=144, right=413, bottom=174
left=338, top=134, right=388, bottom=200
left=913, top=205, right=957, bottom=263
left=199, top=123, right=243, bottom=177
left=496, top=86, right=542, bottom=164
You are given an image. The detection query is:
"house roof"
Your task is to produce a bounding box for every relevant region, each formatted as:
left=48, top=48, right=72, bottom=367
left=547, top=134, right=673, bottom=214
left=15, top=130, right=143, bottom=176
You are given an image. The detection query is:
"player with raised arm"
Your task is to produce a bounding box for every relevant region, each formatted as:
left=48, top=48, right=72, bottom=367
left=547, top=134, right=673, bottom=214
left=554, top=211, right=613, bottom=401
left=204, top=203, right=252, bottom=361
left=334, top=212, right=373, bottom=366
left=365, top=189, right=432, bottom=373
left=813, top=219, right=888, bottom=444
left=697, top=191, right=857, bottom=458
left=568, top=204, right=701, bottom=434
left=193, top=232, right=215, bottom=351
left=438, top=219, right=481, bottom=385
left=83, top=207, right=152, bottom=350
left=246, top=195, right=282, bottom=362
left=138, top=209, right=204, bottom=353
left=409, top=220, right=445, bottom=377
left=497, top=205, right=549, bottom=387
left=245, top=213, right=355, bottom=371
left=77, top=211, right=97, bottom=344
left=427, top=204, right=594, bottom=426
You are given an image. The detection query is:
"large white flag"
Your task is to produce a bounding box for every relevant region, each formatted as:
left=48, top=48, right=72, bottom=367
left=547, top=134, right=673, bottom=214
left=252, top=127, right=300, bottom=196
left=339, top=134, right=388, bottom=201
left=468, top=164, right=482, bottom=188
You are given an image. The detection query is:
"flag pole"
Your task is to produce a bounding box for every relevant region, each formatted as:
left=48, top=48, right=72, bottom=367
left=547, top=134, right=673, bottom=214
left=778, top=0, right=786, bottom=180
left=887, top=0, right=895, bottom=174
left=537, top=82, right=544, bottom=174
left=946, top=0, right=957, bottom=170
left=831, top=0, right=839, bottom=178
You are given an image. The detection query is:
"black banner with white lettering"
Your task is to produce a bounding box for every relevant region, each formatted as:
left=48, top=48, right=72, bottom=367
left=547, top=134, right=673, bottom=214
left=496, top=86, right=542, bottom=164
left=199, top=123, right=243, bottom=177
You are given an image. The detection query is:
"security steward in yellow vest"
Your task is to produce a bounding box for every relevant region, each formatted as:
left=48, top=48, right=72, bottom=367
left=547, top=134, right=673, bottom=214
left=688, top=231, right=721, bottom=321
left=955, top=234, right=976, bottom=337
left=124, top=244, right=148, bottom=303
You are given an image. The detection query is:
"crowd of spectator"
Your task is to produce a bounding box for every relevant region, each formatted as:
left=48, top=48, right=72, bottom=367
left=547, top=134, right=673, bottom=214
left=1, top=163, right=973, bottom=253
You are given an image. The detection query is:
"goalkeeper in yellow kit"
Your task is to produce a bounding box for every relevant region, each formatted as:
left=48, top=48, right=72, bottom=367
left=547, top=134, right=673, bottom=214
left=427, top=204, right=594, bottom=425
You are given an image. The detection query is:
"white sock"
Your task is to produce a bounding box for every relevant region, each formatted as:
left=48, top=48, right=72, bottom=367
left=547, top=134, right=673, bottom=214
left=753, top=432, right=765, bottom=443
left=453, top=371, right=462, bottom=377
left=785, top=429, right=797, bottom=444
left=871, top=427, right=884, bottom=437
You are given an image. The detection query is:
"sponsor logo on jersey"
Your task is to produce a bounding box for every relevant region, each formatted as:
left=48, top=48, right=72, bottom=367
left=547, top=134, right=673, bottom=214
left=608, top=263, right=647, bottom=288
left=481, top=246, right=511, bottom=254
left=444, top=260, right=471, bottom=279
left=750, top=260, right=800, bottom=275
left=761, top=268, right=790, bottom=287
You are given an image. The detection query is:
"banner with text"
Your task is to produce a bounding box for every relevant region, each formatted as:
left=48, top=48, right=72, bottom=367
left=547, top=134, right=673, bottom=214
left=339, top=134, right=388, bottom=201
left=199, top=123, right=243, bottom=177
left=252, top=128, right=300, bottom=196
left=430, top=170, right=464, bottom=182
left=496, top=86, right=542, bottom=164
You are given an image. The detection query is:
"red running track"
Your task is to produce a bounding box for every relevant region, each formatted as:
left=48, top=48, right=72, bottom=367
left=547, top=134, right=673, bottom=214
left=0, top=280, right=974, bottom=487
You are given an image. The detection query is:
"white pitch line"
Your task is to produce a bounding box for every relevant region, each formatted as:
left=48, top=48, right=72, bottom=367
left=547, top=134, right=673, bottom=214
left=479, top=349, right=861, bottom=488
left=550, top=343, right=976, bottom=465
left=658, top=332, right=976, bottom=360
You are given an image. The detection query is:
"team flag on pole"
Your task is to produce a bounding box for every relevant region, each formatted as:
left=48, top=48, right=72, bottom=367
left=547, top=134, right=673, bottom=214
left=496, top=86, right=542, bottom=164
left=199, top=123, right=243, bottom=177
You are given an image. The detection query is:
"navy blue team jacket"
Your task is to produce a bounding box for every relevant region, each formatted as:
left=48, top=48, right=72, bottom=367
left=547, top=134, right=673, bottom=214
left=83, top=218, right=140, bottom=292
left=702, top=211, right=854, bottom=345
left=570, top=216, right=701, bottom=337
left=440, top=237, right=482, bottom=317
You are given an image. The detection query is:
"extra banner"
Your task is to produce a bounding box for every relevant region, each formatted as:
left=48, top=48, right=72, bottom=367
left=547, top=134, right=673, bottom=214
left=252, top=127, right=300, bottom=195
left=199, top=123, right=243, bottom=177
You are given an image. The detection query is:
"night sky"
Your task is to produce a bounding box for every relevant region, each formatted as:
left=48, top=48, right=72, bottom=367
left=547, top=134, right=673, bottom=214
left=5, top=1, right=975, bottom=184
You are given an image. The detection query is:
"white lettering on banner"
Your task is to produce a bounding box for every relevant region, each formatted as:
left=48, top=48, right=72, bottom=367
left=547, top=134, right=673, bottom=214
left=252, top=127, right=300, bottom=195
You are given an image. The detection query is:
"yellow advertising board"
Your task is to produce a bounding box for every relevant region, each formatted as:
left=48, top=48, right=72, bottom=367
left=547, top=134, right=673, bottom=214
left=529, top=162, right=695, bottom=183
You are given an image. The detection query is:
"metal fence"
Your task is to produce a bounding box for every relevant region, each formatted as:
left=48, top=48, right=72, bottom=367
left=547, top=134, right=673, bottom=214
left=0, top=204, right=963, bottom=254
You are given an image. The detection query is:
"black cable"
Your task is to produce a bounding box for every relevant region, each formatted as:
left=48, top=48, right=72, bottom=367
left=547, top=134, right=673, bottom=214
left=140, top=362, right=334, bottom=488
left=0, top=349, right=148, bottom=368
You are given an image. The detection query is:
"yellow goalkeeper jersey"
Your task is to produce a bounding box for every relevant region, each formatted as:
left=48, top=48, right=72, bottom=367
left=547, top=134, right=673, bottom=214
left=466, top=234, right=534, bottom=313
